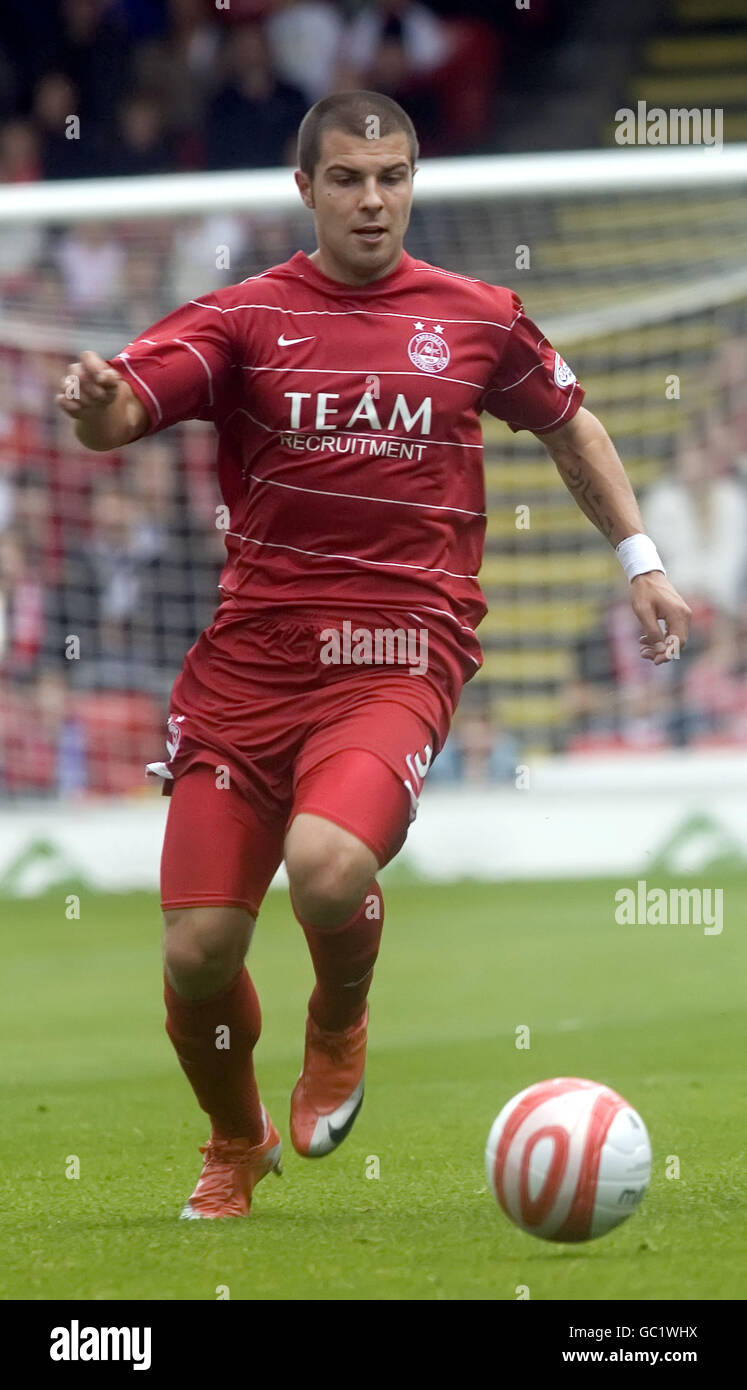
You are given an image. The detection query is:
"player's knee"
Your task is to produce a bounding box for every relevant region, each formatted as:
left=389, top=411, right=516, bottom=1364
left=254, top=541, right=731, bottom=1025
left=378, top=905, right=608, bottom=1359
left=162, top=906, right=252, bottom=998
left=286, top=828, right=375, bottom=930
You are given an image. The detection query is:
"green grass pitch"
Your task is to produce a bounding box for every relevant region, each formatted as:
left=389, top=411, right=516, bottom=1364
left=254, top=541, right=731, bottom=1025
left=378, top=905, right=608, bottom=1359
left=1, top=874, right=745, bottom=1301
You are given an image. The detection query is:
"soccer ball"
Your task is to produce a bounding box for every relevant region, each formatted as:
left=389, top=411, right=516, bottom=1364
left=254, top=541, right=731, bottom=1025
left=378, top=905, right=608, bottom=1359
left=485, top=1077, right=651, bottom=1242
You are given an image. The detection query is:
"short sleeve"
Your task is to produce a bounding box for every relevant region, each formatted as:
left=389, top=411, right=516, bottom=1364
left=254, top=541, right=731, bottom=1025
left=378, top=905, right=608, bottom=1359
left=479, top=292, right=585, bottom=434
left=108, top=294, right=233, bottom=434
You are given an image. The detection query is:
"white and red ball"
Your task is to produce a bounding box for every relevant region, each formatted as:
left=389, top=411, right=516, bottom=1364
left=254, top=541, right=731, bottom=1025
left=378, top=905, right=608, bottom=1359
left=485, top=1077, right=651, bottom=1242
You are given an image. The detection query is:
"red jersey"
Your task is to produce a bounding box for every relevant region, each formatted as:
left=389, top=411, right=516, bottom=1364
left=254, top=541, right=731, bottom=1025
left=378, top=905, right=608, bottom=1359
left=110, top=249, right=584, bottom=677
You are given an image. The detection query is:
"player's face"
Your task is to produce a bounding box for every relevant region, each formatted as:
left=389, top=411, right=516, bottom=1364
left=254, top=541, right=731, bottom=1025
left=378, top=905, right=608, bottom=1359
left=295, top=129, right=415, bottom=286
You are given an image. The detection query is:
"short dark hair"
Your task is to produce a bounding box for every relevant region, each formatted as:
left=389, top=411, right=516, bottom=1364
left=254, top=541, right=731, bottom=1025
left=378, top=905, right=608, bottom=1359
left=297, top=90, right=419, bottom=178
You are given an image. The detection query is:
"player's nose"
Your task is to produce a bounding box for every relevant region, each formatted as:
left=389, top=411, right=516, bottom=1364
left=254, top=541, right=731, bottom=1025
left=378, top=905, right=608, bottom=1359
left=359, top=178, right=385, bottom=210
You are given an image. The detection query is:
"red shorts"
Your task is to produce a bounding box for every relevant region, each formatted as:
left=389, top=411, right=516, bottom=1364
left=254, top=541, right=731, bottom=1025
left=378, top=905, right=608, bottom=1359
left=161, top=749, right=412, bottom=916
left=154, top=603, right=460, bottom=914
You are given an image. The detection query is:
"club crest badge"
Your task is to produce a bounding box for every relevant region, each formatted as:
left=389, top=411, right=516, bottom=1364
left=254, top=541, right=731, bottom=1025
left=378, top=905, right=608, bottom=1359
left=553, top=352, right=577, bottom=388
left=166, top=714, right=185, bottom=760
left=408, top=330, right=450, bottom=374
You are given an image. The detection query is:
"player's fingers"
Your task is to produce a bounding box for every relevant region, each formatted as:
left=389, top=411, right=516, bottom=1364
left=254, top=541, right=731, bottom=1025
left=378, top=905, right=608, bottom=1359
left=56, top=365, right=89, bottom=412
left=93, top=368, right=121, bottom=394
left=634, top=633, right=681, bottom=669
left=643, top=608, right=690, bottom=665
left=636, top=617, right=669, bottom=665
left=79, top=348, right=112, bottom=379
left=639, top=629, right=673, bottom=663
left=58, top=362, right=80, bottom=394
left=55, top=390, right=83, bottom=417
left=632, top=598, right=663, bottom=650
left=61, top=360, right=118, bottom=407
left=662, top=600, right=691, bottom=655
left=59, top=361, right=100, bottom=404
left=77, top=351, right=121, bottom=400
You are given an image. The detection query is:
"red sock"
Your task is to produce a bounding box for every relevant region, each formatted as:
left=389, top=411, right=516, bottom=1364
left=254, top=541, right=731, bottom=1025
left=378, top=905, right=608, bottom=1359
left=164, top=967, right=265, bottom=1143
left=293, top=881, right=384, bottom=1033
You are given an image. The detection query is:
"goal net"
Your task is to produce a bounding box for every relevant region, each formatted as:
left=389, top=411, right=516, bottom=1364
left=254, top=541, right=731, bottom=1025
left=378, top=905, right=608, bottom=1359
left=1, top=147, right=746, bottom=798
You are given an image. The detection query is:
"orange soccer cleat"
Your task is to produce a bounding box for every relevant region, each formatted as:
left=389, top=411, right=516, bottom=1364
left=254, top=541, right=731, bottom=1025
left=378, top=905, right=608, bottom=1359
left=290, top=1007, right=368, bottom=1158
left=180, top=1106, right=283, bottom=1219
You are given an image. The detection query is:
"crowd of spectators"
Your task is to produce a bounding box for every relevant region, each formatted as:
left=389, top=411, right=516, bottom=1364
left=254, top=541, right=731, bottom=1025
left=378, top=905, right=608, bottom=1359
left=0, top=0, right=511, bottom=180
left=566, top=349, right=747, bottom=756
left=0, top=416, right=225, bottom=794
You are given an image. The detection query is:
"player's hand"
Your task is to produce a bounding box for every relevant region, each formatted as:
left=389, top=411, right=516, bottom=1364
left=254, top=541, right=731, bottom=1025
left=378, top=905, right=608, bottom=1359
left=631, top=571, right=692, bottom=664
left=56, top=350, right=122, bottom=418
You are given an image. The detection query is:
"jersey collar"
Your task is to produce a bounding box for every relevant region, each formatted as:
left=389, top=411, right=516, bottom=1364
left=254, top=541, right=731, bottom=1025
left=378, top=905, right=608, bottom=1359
left=289, top=248, right=413, bottom=295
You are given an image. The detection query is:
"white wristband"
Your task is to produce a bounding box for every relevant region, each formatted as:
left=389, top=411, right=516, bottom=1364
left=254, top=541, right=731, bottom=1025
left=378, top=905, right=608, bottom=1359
left=615, top=534, right=666, bottom=582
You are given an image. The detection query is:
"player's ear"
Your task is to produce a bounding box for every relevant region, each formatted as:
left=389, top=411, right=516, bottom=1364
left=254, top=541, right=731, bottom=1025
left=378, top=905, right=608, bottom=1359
left=294, top=168, right=315, bottom=211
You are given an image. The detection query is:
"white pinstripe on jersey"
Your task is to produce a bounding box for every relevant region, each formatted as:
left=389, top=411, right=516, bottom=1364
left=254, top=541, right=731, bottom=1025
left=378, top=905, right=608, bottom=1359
left=226, top=530, right=480, bottom=581
left=245, top=473, right=486, bottom=518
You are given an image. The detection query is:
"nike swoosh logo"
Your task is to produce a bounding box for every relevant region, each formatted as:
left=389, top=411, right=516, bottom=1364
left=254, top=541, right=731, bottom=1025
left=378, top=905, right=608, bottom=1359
left=343, top=966, right=374, bottom=989
left=277, top=333, right=315, bottom=346
left=414, top=748, right=432, bottom=781
left=327, top=1089, right=364, bottom=1146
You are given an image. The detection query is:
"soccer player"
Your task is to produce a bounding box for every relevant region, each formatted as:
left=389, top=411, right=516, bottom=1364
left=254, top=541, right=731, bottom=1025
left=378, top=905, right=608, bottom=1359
left=56, top=91, right=691, bottom=1219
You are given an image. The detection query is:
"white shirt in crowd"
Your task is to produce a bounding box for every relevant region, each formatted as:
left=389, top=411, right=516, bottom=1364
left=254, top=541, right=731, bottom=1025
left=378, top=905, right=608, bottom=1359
left=643, top=473, right=747, bottom=615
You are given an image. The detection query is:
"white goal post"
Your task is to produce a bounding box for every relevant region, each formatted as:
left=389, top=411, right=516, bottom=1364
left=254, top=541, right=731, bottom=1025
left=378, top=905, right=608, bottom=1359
left=0, top=143, right=745, bottom=222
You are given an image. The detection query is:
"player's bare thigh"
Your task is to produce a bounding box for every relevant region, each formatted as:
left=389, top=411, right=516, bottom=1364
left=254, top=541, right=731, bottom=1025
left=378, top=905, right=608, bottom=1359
left=285, top=813, right=379, bottom=930
left=163, top=906, right=255, bottom=1000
